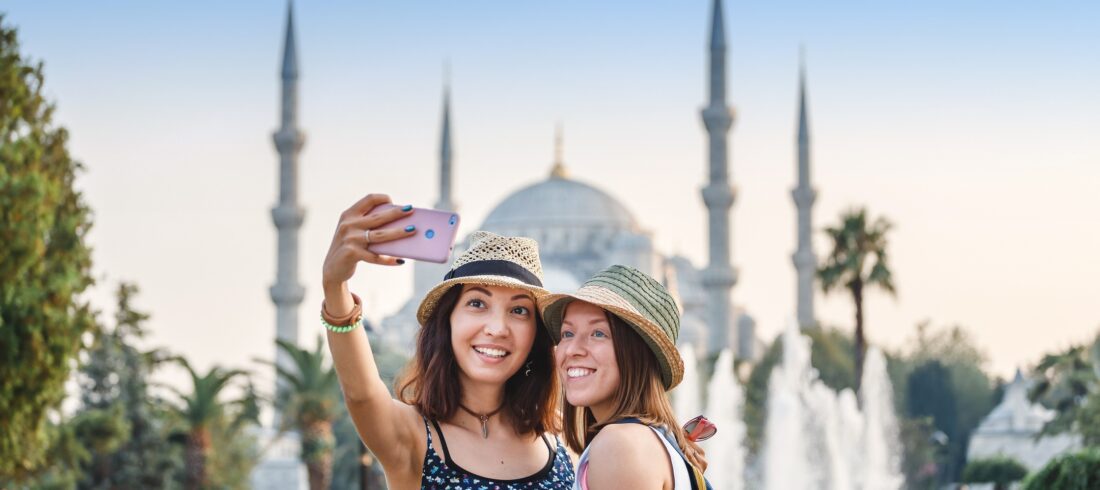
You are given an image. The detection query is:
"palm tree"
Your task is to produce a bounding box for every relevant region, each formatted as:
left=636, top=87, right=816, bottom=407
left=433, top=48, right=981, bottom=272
left=1029, top=342, right=1098, bottom=437
left=818, top=207, right=896, bottom=394
left=262, top=335, right=343, bottom=490
left=169, top=358, right=256, bottom=490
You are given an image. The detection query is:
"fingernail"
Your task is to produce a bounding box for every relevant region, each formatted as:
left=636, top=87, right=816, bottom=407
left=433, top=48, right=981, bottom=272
left=404, top=225, right=416, bottom=232
left=401, top=204, right=413, bottom=212
left=396, top=259, right=406, bottom=265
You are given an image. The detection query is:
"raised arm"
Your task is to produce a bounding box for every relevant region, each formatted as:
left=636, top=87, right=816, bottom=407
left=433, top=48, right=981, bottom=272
left=321, top=194, right=420, bottom=473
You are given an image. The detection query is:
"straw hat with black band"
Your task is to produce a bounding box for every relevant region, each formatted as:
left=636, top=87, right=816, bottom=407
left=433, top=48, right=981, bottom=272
left=416, top=231, right=548, bottom=325
left=540, top=264, right=684, bottom=390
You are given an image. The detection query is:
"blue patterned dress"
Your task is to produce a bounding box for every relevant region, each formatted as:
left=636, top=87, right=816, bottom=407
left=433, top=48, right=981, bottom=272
left=420, top=419, right=575, bottom=489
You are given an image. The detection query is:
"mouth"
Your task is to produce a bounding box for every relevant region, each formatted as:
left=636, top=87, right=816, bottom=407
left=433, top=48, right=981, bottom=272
left=473, top=345, right=510, bottom=359
left=566, top=367, right=595, bottom=379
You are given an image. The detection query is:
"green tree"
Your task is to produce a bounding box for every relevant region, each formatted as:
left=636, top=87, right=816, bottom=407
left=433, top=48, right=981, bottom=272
left=264, top=336, right=342, bottom=490
left=76, top=282, right=181, bottom=488
left=14, top=420, right=92, bottom=489
left=895, top=416, right=942, bottom=490
left=202, top=394, right=260, bottom=490
left=0, top=15, right=97, bottom=479
left=168, top=359, right=259, bottom=490
left=906, top=360, right=957, bottom=474
left=1022, top=448, right=1100, bottom=490
left=896, top=323, right=998, bottom=483
left=963, top=456, right=1028, bottom=490
left=817, top=207, right=896, bottom=394
left=1029, top=336, right=1100, bottom=444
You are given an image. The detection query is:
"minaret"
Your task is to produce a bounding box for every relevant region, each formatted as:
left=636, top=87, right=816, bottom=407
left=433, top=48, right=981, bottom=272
left=436, top=75, right=456, bottom=211
left=550, top=123, right=567, bottom=179
left=269, top=2, right=305, bottom=419
left=700, top=0, right=737, bottom=356
left=792, top=52, right=817, bottom=330
left=411, top=80, right=459, bottom=344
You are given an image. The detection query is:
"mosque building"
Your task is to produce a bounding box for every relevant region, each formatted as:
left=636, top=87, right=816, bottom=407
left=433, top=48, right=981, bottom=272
left=376, top=0, right=820, bottom=361
left=967, top=370, right=1081, bottom=474
left=257, top=0, right=816, bottom=486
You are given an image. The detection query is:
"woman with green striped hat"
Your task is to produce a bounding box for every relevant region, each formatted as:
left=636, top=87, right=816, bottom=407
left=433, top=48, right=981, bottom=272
left=541, top=264, right=712, bottom=490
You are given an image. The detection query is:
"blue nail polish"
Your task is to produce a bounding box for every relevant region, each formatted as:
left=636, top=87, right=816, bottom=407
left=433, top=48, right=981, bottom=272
left=396, top=259, right=406, bottom=265
left=404, top=225, right=416, bottom=232
left=401, top=204, right=413, bottom=212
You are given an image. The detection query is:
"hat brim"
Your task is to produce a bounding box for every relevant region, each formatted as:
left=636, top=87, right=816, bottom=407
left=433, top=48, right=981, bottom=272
left=540, top=287, right=684, bottom=390
left=416, top=275, right=550, bottom=326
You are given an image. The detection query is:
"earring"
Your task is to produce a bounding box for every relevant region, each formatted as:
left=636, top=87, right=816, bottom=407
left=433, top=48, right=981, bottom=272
left=524, top=361, right=533, bottom=377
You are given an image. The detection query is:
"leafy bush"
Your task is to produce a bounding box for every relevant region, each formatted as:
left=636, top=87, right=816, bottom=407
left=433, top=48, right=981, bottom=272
left=962, top=456, right=1027, bottom=490
left=1022, top=448, right=1100, bottom=490
left=0, top=15, right=97, bottom=478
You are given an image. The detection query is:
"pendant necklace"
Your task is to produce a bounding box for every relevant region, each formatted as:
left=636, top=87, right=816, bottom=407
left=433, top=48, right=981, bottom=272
left=459, top=402, right=504, bottom=439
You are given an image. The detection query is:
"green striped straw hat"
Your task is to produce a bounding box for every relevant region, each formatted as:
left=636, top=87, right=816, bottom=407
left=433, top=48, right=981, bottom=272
left=540, top=264, right=684, bottom=390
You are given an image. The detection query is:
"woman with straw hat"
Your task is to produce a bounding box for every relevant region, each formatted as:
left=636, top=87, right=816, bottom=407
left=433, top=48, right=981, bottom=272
left=541, top=265, right=712, bottom=490
left=321, top=194, right=574, bottom=489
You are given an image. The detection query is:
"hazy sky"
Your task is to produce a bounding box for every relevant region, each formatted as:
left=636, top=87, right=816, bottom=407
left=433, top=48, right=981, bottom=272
left=5, top=1, right=1098, bottom=393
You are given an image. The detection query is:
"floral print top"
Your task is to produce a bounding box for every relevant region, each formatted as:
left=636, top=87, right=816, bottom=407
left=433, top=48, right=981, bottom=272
left=421, top=418, right=575, bottom=489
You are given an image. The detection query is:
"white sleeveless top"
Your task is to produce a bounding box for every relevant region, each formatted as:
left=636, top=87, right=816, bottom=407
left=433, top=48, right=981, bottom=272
left=573, top=425, right=691, bottom=490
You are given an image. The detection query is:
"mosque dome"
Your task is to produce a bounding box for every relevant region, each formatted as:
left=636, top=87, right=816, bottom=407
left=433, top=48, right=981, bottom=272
left=481, top=174, right=638, bottom=232
left=469, top=129, right=654, bottom=288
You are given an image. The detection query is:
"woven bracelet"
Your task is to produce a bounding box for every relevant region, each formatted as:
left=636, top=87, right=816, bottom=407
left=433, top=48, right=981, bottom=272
left=321, top=292, right=363, bottom=333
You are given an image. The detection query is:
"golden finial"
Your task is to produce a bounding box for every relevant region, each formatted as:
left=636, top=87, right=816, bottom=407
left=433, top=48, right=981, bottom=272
left=550, top=122, right=568, bottom=179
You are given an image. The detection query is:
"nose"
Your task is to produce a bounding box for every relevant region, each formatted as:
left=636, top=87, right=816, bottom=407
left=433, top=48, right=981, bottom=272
left=482, top=309, right=510, bottom=337
left=561, top=335, right=588, bottom=358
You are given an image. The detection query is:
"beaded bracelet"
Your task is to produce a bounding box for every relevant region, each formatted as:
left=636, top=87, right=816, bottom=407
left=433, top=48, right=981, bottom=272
left=321, top=314, right=360, bottom=333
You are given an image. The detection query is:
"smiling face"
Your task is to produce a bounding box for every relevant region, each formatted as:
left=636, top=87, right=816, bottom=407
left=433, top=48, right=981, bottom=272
left=554, top=300, right=621, bottom=421
left=449, top=284, right=539, bottom=388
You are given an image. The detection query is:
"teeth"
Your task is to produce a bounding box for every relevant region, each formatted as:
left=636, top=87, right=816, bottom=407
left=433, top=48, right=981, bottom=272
left=567, top=368, right=594, bottom=378
left=474, top=347, right=507, bottom=358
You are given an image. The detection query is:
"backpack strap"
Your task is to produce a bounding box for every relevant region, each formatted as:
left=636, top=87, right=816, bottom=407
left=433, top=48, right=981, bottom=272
left=607, top=418, right=712, bottom=490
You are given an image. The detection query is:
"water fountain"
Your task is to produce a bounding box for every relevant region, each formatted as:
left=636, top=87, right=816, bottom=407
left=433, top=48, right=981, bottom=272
left=673, top=320, right=903, bottom=489
left=701, top=349, right=746, bottom=490
left=675, top=344, right=700, bottom=424
left=763, top=320, right=904, bottom=490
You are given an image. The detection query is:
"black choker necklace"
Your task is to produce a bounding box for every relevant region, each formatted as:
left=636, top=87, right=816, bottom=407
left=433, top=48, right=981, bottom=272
left=459, top=403, right=504, bottom=439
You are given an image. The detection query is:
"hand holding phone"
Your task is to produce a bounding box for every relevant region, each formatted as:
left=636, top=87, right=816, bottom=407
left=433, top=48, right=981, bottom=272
left=366, top=204, right=461, bottom=263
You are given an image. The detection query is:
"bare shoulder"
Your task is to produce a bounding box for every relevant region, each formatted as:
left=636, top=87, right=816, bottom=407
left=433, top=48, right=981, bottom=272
left=586, top=424, right=668, bottom=489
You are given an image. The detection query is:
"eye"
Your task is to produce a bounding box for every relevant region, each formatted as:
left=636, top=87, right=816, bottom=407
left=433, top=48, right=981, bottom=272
left=511, top=306, right=531, bottom=316
left=560, top=330, right=575, bottom=339
left=593, top=330, right=608, bottom=338
left=466, top=298, right=486, bottom=309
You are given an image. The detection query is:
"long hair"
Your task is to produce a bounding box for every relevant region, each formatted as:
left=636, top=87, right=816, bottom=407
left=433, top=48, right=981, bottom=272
left=561, top=311, right=703, bottom=468
left=396, top=285, right=561, bottom=436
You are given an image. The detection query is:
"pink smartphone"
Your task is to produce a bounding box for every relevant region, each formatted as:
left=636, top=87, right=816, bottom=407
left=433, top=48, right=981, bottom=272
left=366, top=204, right=461, bottom=263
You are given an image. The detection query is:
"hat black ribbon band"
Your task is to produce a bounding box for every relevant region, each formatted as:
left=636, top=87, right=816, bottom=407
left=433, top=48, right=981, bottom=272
left=444, top=260, right=543, bottom=288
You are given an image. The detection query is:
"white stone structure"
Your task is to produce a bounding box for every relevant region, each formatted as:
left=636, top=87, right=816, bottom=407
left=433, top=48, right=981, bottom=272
left=249, top=427, right=308, bottom=489
left=379, top=0, right=760, bottom=361
left=269, top=1, right=306, bottom=412
left=791, top=54, right=817, bottom=330
left=254, top=5, right=308, bottom=488
left=403, top=83, right=456, bottom=348
left=699, top=0, right=738, bottom=357
left=967, top=370, right=1080, bottom=472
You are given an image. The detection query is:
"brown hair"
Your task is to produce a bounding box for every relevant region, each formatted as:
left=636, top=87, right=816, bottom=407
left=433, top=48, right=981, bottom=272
left=561, top=311, right=703, bottom=468
left=396, top=285, right=561, bottom=436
